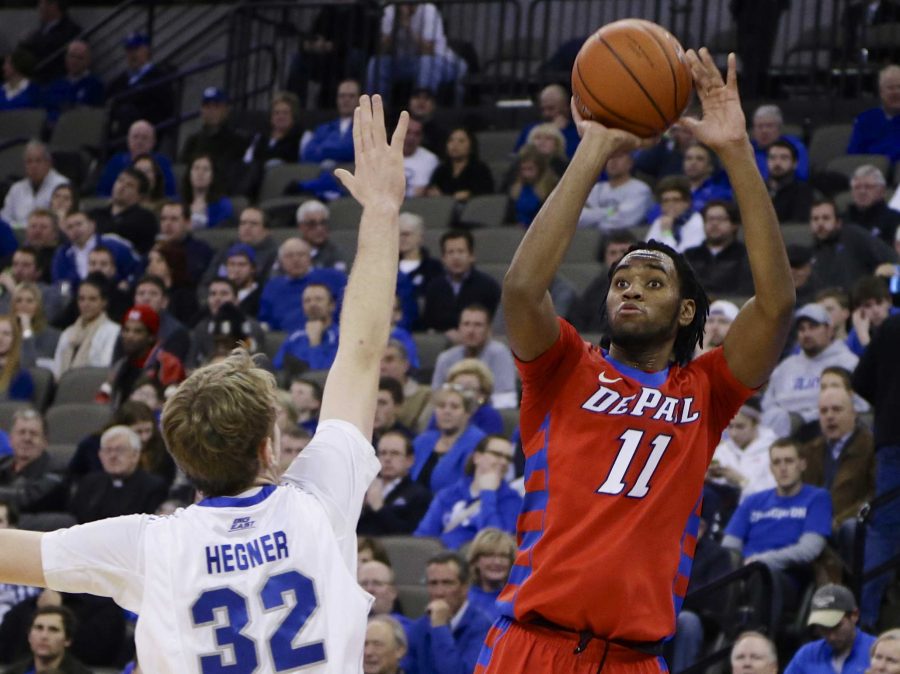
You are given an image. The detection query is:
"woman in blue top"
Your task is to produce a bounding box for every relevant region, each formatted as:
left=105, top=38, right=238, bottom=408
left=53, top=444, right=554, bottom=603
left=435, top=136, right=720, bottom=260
left=414, top=434, right=522, bottom=549
left=508, top=144, right=559, bottom=226
left=426, top=358, right=504, bottom=435
left=0, top=315, right=33, bottom=402
left=465, top=527, right=517, bottom=622
left=0, top=50, right=40, bottom=110
left=411, top=383, right=485, bottom=492
left=182, top=154, right=234, bottom=228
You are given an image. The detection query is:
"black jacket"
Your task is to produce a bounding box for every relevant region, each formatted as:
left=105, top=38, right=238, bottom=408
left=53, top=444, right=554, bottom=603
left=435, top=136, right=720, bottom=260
left=422, top=268, right=501, bottom=332
left=90, top=203, right=159, bottom=256
left=770, top=178, right=815, bottom=224
left=853, top=313, right=900, bottom=447
left=107, top=62, right=176, bottom=136
left=684, top=240, right=754, bottom=296
left=0, top=452, right=67, bottom=513
left=845, top=201, right=900, bottom=246
left=18, top=14, right=82, bottom=83
left=358, top=476, right=433, bottom=536
left=811, top=224, right=897, bottom=291
left=69, top=469, right=167, bottom=524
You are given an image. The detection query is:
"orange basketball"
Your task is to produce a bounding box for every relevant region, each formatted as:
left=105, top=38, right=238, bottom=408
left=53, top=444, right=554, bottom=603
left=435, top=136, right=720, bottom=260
left=572, top=19, right=693, bottom=138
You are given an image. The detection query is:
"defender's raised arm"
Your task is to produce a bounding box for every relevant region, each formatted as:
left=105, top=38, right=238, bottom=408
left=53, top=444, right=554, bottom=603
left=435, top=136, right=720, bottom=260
left=321, top=96, right=409, bottom=438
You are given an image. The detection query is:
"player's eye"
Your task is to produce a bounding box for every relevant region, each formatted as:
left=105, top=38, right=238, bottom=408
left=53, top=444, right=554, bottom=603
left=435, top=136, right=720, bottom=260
left=614, top=279, right=628, bottom=289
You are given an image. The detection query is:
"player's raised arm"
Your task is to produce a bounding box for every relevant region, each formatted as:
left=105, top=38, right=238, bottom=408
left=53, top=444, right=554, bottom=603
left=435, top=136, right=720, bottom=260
left=323, top=96, right=408, bottom=439
left=0, top=529, right=46, bottom=588
left=502, top=104, right=650, bottom=361
left=681, top=50, right=795, bottom=388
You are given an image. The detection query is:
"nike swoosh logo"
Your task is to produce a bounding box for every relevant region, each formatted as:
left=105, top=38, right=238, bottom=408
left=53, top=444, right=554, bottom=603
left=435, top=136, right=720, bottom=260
left=598, top=372, right=622, bottom=384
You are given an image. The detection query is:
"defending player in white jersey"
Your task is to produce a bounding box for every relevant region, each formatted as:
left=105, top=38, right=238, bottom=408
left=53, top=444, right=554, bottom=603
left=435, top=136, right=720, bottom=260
left=0, top=96, right=409, bottom=674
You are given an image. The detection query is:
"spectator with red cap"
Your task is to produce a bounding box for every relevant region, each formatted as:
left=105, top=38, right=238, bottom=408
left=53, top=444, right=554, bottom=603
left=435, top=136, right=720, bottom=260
left=97, top=304, right=184, bottom=407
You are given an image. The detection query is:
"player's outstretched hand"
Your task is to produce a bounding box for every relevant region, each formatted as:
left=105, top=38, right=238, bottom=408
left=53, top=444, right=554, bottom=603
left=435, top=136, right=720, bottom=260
left=335, top=94, right=408, bottom=211
left=680, top=50, right=747, bottom=151
left=570, top=97, right=657, bottom=156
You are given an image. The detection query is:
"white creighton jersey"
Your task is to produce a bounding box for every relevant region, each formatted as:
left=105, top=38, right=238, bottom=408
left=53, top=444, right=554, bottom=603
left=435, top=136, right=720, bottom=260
left=41, top=420, right=380, bottom=674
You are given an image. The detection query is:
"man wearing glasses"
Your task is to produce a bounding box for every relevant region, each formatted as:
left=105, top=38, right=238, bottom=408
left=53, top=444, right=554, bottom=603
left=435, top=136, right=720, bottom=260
left=295, top=200, right=348, bottom=272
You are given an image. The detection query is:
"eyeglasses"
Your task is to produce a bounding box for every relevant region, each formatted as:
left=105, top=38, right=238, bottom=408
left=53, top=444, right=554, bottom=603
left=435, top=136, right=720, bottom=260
left=482, top=449, right=513, bottom=462
left=303, top=219, right=329, bottom=228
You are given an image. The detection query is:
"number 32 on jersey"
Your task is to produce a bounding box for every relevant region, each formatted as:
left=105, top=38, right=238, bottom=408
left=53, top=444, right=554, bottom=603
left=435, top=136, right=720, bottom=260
left=192, top=569, right=325, bottom=673
left=596, top=429, right=672, bottom=498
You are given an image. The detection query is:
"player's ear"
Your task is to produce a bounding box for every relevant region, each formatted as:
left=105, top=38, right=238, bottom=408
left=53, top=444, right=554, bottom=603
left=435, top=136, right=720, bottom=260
left=678, top=298, right=696, bottom=327
left=259, top=436, right=277, bottom=468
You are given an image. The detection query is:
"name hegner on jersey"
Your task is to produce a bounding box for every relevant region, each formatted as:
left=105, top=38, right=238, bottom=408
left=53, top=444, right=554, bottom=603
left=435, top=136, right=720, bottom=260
left=205, top=530, right=289, bottom=575
left=581, top=384, right=701, bottom=423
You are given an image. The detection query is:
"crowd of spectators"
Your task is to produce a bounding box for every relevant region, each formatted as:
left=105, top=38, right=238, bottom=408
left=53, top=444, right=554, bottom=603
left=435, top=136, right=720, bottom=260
left=1, top=1, right=900, bottom=672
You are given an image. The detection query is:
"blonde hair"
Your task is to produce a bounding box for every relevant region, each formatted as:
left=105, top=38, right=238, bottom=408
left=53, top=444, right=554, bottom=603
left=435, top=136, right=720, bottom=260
left=526, top=123, right=567, bottom=162
left=510, top=144, right=558, bottom=202
left=466, top=527, right=516, bottom=584
left=0, top=315, right=23, bottom=393
left=161, top=349, right=278, bottom=496
left=433, top=383, right=479, bottom=415
left=447, top=358, right=495, bottom=398
left=870, top=629, right=900, bottom=657
left=275, top=390, right=299, bottom=431
left=12, top=282, right=47, bottom=332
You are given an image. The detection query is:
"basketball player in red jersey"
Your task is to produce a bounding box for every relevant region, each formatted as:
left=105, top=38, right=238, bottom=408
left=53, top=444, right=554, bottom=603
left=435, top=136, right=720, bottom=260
left=476, top=49, right=796, bottom=674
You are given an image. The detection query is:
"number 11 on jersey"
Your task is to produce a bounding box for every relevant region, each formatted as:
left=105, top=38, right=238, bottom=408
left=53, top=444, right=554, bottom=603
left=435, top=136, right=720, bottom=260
left=596, top=429, right=672, bottom=498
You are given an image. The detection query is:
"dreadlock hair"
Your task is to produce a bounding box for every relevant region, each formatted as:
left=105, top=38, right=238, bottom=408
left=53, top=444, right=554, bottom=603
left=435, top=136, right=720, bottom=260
left=604, top=239, right=710, bottom=366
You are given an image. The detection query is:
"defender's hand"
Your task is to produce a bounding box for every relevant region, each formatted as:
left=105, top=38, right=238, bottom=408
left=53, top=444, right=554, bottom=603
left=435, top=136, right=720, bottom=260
left=335, top=95, right=409, bottom=211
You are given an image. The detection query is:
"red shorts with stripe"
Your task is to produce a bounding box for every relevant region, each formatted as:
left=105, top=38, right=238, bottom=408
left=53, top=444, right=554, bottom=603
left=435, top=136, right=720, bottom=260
left=475, top=617, right=669, bottom=674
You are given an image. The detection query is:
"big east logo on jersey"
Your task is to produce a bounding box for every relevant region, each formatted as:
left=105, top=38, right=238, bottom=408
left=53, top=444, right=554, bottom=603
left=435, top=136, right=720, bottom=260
left=581, top=376, right=701, bottom=424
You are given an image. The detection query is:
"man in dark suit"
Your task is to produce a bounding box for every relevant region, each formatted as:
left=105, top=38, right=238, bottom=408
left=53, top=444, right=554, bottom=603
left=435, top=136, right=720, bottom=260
left=105, top=32, right=175, bottom=139
left=68, top=426, right=167, bottom=524
left=422, top=229, right=501, bottom=339
left=359, top=430, right=432, bottom=536
left=730, top=0, right=789, bottom=97
left=17, top=0, right=81, bottom=83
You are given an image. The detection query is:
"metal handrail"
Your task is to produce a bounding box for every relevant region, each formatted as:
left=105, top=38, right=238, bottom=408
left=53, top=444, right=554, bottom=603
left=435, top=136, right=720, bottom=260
left=34, top=0, right=155, bottom=77
left=101, top=44, right=277, bottom=155
left=851, top=485, right=900, bottom=600
left=677, top=560, right=776, bottom=674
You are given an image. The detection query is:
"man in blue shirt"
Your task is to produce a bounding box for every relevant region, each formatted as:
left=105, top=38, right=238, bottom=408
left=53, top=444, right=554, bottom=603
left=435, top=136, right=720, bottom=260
left=751, top=104, right=810, bottom=182
left=784, top=584, right=876, bottom=674
left=405, top=551, right=493, bottom=674
left=273, top=283, right=340, bottom=373
left=43, top=40, right=105, bottom=123
left=95, top=119, right=177, bottom=197
left=724, top=438, right=833, bottom=623
left=258, top=237, right=346, bottom=332
left=848, top=65, right=900, bottom=163
left=300, top=79, right=358, bottom=164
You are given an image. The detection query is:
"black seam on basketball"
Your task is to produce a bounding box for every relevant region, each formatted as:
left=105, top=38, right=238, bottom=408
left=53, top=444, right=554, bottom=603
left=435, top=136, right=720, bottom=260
left=637, top=24, right=679, bottom=119
left=574, top=60, right=659, bottom=135
left=597, top=36, right=669, bottom=128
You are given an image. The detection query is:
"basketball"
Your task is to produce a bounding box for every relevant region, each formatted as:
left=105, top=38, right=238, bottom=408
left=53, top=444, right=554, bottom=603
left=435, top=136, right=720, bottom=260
left=572, top=19, right=693, bottom=138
